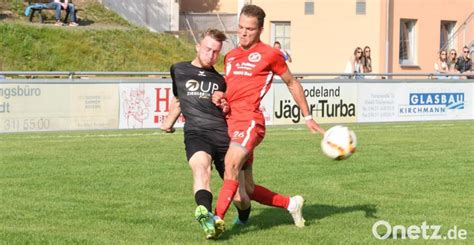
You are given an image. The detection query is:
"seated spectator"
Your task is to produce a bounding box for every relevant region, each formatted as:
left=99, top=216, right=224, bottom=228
left=344, top=47, right=363, bottom=79
left=434, top=49, right=448, bottom=79
left=47, top=0, right=79, bottom=26
left=273, top=41, right=292, bottom=63
left=455, top=46, right=472, bottom=78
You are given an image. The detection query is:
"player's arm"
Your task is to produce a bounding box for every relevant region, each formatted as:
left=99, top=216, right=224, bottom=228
left=280, top=69, right=325, bottom=135
left=286, top=51, right=292, bottom=63
left=161, top=96, right=180, bottom=133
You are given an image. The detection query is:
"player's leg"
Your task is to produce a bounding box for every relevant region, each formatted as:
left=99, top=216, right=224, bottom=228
left=244, top=165, right=306, bottom=227
left=232, top=170, right=251, bottom=225
left=189, top=151, right=213, bottom=210
left=189, top=151, right=217, bottom=239
left=214, top=143, right=248, bottom=220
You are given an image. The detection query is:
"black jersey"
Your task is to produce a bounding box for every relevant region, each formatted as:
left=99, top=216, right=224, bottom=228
left=170, top=61, right=227, bottom=133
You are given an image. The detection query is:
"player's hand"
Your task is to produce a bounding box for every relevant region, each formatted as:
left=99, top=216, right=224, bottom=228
left=220, top=98, right=230, bottom=114
left=212, top=91, right=225, bottom=106
left=212, top=91, right=230, bottom=113
left=161, top=125, right=176, bottom=133
left=305, top=119, right=325, bottom=135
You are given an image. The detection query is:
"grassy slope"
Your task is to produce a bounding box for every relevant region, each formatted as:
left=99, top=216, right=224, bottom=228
left=0, top=121, right=473, bottom=243
left=0, top=23, right=197, bottom=71
left=0, top=2, right=208, bottom=72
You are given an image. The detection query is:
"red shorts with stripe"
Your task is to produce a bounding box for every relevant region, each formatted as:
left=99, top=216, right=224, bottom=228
left=227, top=118, right=266, bottom=166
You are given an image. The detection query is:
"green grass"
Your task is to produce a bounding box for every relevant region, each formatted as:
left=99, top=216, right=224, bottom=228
left=0, top=22, right=197, bottom=71
left=0, top=121, right=473, bottom=243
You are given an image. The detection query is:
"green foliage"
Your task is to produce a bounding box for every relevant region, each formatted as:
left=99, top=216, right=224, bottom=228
left=8, top=0, right=23, bottom=16
left=0, top=22, right=198, bottom=71
left=0, top=121, right=473, bottom=243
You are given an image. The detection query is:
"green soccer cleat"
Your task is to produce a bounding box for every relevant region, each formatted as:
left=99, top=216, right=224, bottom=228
left=194, top=205, right=216, bottom=239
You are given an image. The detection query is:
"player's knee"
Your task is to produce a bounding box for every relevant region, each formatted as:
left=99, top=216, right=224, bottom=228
left=224, top=165, right=240, bottom=180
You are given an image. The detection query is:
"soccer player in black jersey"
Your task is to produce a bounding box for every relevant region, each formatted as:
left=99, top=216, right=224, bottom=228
left=161, top=29, right=250, bottom=239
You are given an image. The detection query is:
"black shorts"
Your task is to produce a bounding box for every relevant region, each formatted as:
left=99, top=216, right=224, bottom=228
left=184, top=130, right=229, bottom=179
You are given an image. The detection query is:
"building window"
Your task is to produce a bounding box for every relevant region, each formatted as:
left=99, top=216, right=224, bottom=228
left=271, top=22, right=291, bottom=51
left=356, top=0, right=366, bottom=15
left=305, top=1, right=314, bottom=15
left=399, top=19, right=417, bottom=65
left=440, top=21, right=456, bottom=50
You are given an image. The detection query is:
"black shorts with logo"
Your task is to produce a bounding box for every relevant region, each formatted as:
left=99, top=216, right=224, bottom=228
left=184, top=129, right=229, bottom=179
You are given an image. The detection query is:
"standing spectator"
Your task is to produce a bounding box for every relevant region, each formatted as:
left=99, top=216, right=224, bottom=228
left=455, top=46, right=472, bottom=77
left=362, top=46, right=372, bottom=73
left=447, top=49, right=460, bottom=79
left=362, top=46, right=377, bottom=79
left=47, top=0, right=79, bottom=26
left=273, top=41, right=292, bottom=63
left=434, top=49, right=448, bottom=79
left=467, top=50, right=474, bottom=79
left=344, top=47, right=364, bottom=79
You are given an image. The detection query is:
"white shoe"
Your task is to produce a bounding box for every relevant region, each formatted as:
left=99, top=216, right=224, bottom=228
left=289, top=195, right=305, bottom=227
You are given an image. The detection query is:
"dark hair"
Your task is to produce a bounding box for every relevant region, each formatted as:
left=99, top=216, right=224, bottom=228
left=274, top=41, right=281, bottom=45
left=240, top=4, right=266, bottom=28
left=201, top=29, right=227, bottom=42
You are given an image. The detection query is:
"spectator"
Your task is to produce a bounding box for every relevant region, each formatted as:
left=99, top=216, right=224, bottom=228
left=273, top=41, right=292, bottom=62
left=362, top=46, right=377, bottom=79
left=434, top=49, right=448, bottom=79
left=447, top=49, right=460, bottom=79
left=467, top=50, right=474, bottom=79
left=362, top=46, right=372, bottom=73
left=344, top=47, right=363, bottom=79
left=455, top=46, right=472, bottom=77
left=47, top=0, right=79, bottom=26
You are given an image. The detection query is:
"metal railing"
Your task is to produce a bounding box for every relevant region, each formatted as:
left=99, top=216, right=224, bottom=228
left=0, top=71, right=473, bottom=80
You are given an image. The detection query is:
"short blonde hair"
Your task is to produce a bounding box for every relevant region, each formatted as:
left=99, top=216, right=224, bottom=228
left=201, top=29, right=227, bottom=43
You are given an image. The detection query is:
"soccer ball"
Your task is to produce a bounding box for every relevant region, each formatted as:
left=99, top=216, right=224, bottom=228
left=321, top=125, right=357, bottom=160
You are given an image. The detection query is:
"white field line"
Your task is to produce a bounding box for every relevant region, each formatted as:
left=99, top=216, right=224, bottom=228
left=0, top=122, right=462, bottom=140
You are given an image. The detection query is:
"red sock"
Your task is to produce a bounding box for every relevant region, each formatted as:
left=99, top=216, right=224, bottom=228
left=249, top=185, right=290, bottom=209
left=215, top=179, right=239, bottom=219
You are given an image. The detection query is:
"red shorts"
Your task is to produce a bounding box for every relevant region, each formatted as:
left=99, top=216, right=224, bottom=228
left=227, top=118, right=266, bottom=166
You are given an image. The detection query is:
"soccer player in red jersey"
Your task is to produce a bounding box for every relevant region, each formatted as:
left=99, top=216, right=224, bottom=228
left=211, top=4, right=325, bottom=236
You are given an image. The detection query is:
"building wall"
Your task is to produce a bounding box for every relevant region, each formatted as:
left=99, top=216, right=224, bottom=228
left=179, top=0, right=239, bottom=13
left=390, top=0, right=473, bottom=74
left=250, top=0, right=383, bottom=74
left=101, top=0, right=179, bottom=32
left=209, top=0, right=473, bottom=74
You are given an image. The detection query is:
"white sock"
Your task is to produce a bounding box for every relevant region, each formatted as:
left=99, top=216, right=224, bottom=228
left=287, top=196, right=297, bottom=212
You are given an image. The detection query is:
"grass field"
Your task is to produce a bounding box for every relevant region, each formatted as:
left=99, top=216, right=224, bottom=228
left=0, top=121, right=473, bottom=244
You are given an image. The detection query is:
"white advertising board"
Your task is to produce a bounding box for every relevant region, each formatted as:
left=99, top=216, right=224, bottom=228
left=0, top=82, right=118, bottom=132
left=119, top=82, right=185, bottom=129
left=358, top=82, right=472, bottom=122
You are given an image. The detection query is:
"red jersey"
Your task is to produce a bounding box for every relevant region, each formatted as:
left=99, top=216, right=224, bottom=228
left=224, top=41, right=288, bottom=120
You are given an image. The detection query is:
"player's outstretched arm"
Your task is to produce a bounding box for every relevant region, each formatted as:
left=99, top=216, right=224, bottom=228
left=161, top=97, right=181, bottom=133
left=280, top=69, right=325, bottom=135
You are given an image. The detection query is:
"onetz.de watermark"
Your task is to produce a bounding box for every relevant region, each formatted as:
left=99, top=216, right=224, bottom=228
left=372, top=220, right=468, bottom=240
